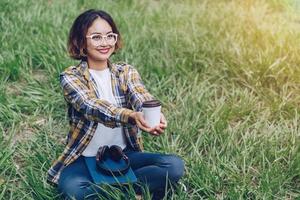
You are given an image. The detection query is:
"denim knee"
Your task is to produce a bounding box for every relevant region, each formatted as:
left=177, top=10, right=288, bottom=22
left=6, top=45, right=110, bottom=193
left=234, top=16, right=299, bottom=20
left=164, top=155, right=185, bottom=182
left=58, top=176, right=89, bottom=200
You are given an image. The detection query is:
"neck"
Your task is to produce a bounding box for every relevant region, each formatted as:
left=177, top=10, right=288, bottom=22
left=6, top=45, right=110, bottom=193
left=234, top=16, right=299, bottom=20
left=87, top=59, right=108, bottom=71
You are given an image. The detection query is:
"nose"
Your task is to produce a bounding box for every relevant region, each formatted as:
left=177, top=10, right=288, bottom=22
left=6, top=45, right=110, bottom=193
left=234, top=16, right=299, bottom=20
left=100, top=38, right=109, bottom=46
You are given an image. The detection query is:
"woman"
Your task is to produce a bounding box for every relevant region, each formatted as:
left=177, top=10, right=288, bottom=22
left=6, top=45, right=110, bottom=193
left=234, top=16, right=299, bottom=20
left=47, top=9, right=184, bottom=200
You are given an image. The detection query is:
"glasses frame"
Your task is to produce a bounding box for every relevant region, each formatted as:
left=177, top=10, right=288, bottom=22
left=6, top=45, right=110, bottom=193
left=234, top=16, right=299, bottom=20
left=86, top=33, right=118, bottom=46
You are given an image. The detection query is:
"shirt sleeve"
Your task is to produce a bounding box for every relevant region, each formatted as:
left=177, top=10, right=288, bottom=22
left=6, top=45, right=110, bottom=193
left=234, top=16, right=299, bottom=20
left=127, top=65, right=155, bottom=111
left=60, top=71, right=134, bottom=128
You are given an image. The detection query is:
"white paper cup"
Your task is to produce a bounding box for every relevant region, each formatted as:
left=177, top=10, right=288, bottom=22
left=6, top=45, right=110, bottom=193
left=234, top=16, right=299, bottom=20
left=142, top=100, right=161, bottom=128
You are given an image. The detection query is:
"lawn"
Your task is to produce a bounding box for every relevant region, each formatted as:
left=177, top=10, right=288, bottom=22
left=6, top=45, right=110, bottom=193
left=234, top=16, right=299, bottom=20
left=0, top=0, right=300, bottom=199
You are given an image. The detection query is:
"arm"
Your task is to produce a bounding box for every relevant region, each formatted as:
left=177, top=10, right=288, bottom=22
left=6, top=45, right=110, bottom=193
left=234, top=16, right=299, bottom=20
left=60, top=71, right=134, bottom=128
left=129, top=112, right=167, bottom=136
left=127, top=66, right=154, bottom=111
left=125, top=65, right=167, bottom=135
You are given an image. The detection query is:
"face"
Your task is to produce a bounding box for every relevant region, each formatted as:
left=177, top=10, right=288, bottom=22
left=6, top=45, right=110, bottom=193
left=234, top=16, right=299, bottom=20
left=85, top=17, right=116, bottom=64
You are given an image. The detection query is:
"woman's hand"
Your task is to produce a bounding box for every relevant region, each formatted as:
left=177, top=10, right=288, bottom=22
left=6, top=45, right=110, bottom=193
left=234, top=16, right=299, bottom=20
left=153, top=113, right=167, bottom=135
left=129, top=112, right=167, bottom=136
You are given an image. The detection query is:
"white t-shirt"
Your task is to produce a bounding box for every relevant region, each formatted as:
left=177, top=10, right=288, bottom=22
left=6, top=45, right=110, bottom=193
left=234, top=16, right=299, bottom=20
left=82, top=68, right=126, bottom=157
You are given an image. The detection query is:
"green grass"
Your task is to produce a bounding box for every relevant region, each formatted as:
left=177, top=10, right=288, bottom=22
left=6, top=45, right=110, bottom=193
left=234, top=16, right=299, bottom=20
left=1, top=0, right=300, bottom=199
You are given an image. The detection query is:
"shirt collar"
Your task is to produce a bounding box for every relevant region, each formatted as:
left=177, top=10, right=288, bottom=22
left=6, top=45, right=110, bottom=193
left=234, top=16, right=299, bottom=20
left=79, top=59, right=121, bottom=81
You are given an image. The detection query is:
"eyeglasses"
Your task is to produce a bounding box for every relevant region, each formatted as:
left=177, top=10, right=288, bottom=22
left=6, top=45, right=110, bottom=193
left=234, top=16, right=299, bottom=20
left=86, top=33, right=118, bottom=46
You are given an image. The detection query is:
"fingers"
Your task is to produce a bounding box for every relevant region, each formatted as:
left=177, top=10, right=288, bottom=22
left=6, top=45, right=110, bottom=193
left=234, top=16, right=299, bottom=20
left=136, top=121, right=151, bottom=133
left=132, top=112, right=149, bottom=131
left=148, top=125, right=165, bottom=136
left=138, top=124, right=164, bottom=136
left=159, top=122, right=167, bottom=129
left=155, top=126, right=164, bottom=134
left=148, top=129, right=160, bottom=136
left=134, top=112, right=167, bottom=136
left=138, top=115, right=150, bottom=129
left=135, top=112, right=151, bottom=132
left=160, top=113, right=167, bottom=127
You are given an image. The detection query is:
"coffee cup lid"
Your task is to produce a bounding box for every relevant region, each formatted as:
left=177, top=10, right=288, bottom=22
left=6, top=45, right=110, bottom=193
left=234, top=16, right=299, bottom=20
left=142, top=100, right=161, bottom=108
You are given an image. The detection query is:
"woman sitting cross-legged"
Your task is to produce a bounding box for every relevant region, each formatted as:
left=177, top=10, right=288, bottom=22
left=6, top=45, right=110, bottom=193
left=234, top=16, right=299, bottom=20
left=47, top=9, right=184, bottom=200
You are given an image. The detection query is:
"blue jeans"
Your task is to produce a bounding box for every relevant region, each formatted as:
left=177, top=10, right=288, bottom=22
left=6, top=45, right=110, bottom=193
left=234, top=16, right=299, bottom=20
left=58, top=148, right=184, bottom=200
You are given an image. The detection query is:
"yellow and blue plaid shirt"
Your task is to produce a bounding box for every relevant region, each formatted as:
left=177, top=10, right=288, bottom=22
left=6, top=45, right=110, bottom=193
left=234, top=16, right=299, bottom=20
left=47, top=60, right=154, bottom=185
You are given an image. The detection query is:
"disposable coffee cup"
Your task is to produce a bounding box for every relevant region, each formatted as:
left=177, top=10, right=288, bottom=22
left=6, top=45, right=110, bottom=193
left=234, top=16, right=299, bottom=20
left=142, top=100, right=161, bottom=128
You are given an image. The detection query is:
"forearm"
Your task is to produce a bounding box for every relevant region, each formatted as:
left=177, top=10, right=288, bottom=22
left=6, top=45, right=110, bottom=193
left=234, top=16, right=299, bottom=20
left=126, top=66, right=155, bottom=111
left=61, top=73, right=134, bottom=127
left=77, top=98, right=134, bottom=126
left=128, top=90, right=154, bottom=111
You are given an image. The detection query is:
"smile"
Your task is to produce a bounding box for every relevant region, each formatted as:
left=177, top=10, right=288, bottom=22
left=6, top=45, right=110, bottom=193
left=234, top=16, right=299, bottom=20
left=97, top=48, right=110, bottom=54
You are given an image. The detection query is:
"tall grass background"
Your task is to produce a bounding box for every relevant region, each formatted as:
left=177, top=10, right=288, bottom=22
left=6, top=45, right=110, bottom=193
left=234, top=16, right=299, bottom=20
left=0, top=0, right=300, bottom=199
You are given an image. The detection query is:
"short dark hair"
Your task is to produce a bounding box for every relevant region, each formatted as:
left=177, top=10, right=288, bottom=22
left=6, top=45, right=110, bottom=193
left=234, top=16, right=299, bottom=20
left=67, top=9, right=122, bottom=60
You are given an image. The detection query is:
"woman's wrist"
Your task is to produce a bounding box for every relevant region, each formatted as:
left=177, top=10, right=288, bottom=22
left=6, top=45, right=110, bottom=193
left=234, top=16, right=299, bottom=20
left=128, top=112, right=137, bottom=125
left=117, top=108, right=135, bottom=125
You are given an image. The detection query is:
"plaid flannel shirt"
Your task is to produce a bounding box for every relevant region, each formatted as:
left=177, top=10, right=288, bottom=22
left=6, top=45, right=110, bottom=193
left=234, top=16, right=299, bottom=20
left=47, top=60, right=154, bottom=185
